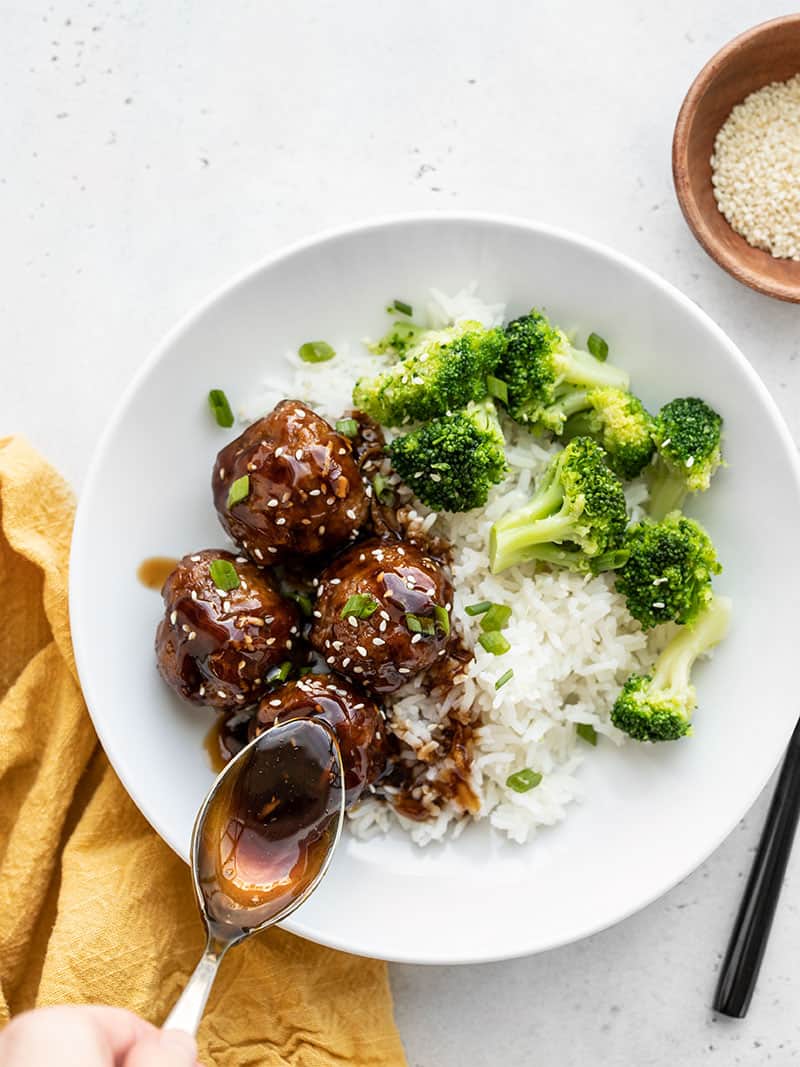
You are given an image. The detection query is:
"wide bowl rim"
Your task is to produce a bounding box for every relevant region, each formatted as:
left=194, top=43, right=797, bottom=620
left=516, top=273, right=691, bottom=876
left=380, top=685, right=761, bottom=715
left=672, top=13, right=800, bottom=303
left=70, top=211, right=800, bottom=963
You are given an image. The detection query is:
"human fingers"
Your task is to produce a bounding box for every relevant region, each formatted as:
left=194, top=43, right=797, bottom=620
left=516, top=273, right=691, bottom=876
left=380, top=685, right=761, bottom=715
left=121, top=1028, right=198, bottom=1067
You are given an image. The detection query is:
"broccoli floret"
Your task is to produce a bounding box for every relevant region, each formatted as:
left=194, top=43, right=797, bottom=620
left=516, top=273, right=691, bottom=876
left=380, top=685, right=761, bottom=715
left=616, top=513, right=721, bottom=629
left=497, top=311, right=630, bottom=433
left=489, top=436, right=628, bottom=574
left=366, top=318, right=427, bottom=358
left=389, top=399, right=507, bottom=512
left=352, top=321, right=506, bottom=426
left=647, top=397, right=723, bottom=520
left=561, top=387, right=655, bottom=480
left=611, top=593, right=731, bottom=741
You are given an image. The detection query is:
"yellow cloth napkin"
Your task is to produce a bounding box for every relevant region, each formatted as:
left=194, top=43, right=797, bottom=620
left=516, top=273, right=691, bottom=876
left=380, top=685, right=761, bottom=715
left=0, top=437, right=406, bottom=1067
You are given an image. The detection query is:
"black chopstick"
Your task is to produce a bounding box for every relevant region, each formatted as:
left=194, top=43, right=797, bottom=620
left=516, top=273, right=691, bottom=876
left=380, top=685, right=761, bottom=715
left=714, top=718, right=800, bottom=1018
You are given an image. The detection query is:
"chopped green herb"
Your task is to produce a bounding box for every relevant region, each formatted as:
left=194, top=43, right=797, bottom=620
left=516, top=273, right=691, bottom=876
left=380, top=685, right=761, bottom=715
left=393, top=299, right=413, bottom=317
left=405, top=613, right=436, bottom=636
left=227, top=474, right=250, bottom=508
left=298, top=666, right=314, bottom=677
left=288, top=591, right=313, bottom=617
left=486, top=375, right=509, bottom=404
left=506, top=768, right=542, bottom=793
left=373, top=472, right=394, bottom=505
left=587, top=332, right=609, bottom=361
left=340, top=593, right=379, bottom=620
left=576, top=723, right=598, bottom=746
left=495, top=668, right=514, bottom=690
left=433, top=604, right=450, bottom=636
left=335, top=417, right=359, bottom=438
left=465, top=601, right=492, bottom=616
left=207, top=388, right=234, bottom=428
left=480, top=603, right=512, bottom=632
left=208, top=558, right=240, bottom=591
left=298, top=340, right=336, bottom=364
left=268, top=660, right=292, bottom=683
left=478, top=631, right=510, bottom=655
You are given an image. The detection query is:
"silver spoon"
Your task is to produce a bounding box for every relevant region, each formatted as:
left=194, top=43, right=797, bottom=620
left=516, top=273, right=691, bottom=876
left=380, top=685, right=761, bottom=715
left=164, top=717, right=345, bottom=1036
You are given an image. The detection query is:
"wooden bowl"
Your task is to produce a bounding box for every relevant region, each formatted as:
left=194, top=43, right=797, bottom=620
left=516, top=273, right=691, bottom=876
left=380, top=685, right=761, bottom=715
left=673, top=15, right=800, bottom=303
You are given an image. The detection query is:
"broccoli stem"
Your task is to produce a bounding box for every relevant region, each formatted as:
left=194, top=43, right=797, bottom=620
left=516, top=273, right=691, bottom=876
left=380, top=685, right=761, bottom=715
left=647, top=464, right=688, bottom=521
left=651, top=594, right=732, bottom=692
left=559, top=346, right=629, bottom=391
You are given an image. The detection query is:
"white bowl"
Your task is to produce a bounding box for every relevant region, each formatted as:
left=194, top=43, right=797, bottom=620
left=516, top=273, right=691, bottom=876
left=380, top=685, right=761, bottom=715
left=70, top=214, right=800, bottom=964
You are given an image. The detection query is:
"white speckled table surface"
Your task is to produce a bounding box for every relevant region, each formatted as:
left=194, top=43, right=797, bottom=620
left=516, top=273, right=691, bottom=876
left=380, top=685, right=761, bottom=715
left=3, top=0, right=799, bottom=1061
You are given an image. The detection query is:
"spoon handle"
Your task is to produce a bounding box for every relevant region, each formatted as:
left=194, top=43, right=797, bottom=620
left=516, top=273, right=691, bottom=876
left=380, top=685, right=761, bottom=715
left=164, top=936, right=229, bottom=1036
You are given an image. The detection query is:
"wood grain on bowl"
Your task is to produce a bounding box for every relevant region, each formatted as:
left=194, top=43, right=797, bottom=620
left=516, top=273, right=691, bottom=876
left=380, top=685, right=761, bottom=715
left=673, top=14, right=800, bottom=303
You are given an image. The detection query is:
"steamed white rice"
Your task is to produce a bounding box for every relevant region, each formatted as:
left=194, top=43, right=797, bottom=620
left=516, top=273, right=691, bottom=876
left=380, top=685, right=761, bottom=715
left=246, top=286, right=663, bottom=845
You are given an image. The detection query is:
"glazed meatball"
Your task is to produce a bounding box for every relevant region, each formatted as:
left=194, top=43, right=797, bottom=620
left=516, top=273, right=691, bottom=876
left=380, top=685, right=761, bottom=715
left=308, top=539, right=453, bottom=693
left=155, top=549, right=300, bottom=711
left=251, top=674, right=389, bottom=806
left=212, top=400, right=369, bottom=565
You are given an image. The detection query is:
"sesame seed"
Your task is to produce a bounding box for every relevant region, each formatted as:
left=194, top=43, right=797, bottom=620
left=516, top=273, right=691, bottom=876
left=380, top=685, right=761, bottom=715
left=188, top=631, right=196, bottom=640
left=219, top=468, right=226, bottom=480
left=295, top=449, right=303, bottom=460
left=327, top=497, right=335, bottom=506
left=190, top=554, right=201, bottom=562
left=318, top=525, right=326, bottom=535
left=182, top=623, right=190, bottom=633
left=653, top=601, right=666, bottom=609
left=270, top=698, right=282, bottom=706
left=170, top=610, right=177, bottom=624
left=236, top=556, right=247, bottom=563
left=235, top=694, right=245, bottom=702
left=302, top=518, right=311, bottom=525
left=346, top=509, right=356, bottom=519
left=254, top=548, right=264, bottom=560
left=286, top=639, right=292, bottom=649
left=411, top=633, right=422, bottom=644
left=247, top=461, right=257, bottom=471
left=330, top=578, right=341, bottom=585
left=223, top=599, right=230, bottom=612
left=294, top=407, right=306, bottom=418
left=685, top=456, right=695, bottom=468
left=379, top=620, right=387, bottom=632
left=359, top=553, right=366, bottom=562
left=217, top=689, right=227, bottom=699
left=332, top=640, right=343, bottom=650
left=266, top=637, right=276, bottom=645
left=356, top=645, right=367, bottom=656
left=398, top=667, right=410, bottom=674
left=327, top=656, right=335, bottom=664
left=275, top=446, right=284, bottom=457
left=313, top=610, right=322, bottom=618
left=348, top=616, right=358, bottom=627
left=268, top=547, right=278, bottom=554
left=373, top=637, right=385, bottom=646
left=309, top=489, right=321, bottom=496
left=198, top=685, right=205, bottom=696
left=268, top=498, right=279, bottom=507
left=353, top=666, right=363, bottom=673
left=342, top=657, right=351, bottom=667
left=338, top=447, right=346, bottom=455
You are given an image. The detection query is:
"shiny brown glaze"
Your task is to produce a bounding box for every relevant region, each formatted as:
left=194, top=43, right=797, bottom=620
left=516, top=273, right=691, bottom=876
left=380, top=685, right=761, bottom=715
left=212, top=400, right=369, bottom=566
left=204, top=710, right=253, bottom=772
left=137, top=556, right=179, bottom=590
left=155, top=550, right=300, bottom=711
left=197, top=719, right=343, bottom=933
left=251, top=674, right=389, bottom=806
left=309, top=539, right=453, bottom=694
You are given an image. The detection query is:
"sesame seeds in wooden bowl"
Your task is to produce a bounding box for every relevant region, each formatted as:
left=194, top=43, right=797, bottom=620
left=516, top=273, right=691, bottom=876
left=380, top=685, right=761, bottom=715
left=673, top=15, right=800, bottom=303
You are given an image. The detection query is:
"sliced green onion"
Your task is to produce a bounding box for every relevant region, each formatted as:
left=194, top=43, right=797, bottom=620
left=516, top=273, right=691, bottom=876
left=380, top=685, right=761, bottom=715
left=587, top=332, right=609, bottom=361
left=298, top=665, right=314, bottom=677
left=405, top=612, right=436, bottom=636
left=208, top=558, right=240, bottom=591
left=335, top=417, right=359, bottom=438
left=227, top=474, right=250, bottom=508
left=298, top=340, right=336, bottom=364
left=465, top=600, right=492, bottom=616
left=506, top=768, right=542, bottom=793
left=340, top=593, right=379, bottom=620
left=576, top=723, right=598, bottom=746
left=480, top=603, right=512, bottom=633
left=268, top=660, right=292, bottom=683
left=433, top=604, right=450, bottom=636
left=495, top=668, right=514, bottom=690
left=393, top=299, right=413, bottom=317
left=208, top=388, right=234, bottom=428
left=288, top=591, right=313, bottom=616
left=373, top=472, right=394, bottom=505
left=486, top=375, right=509, bottom=404
left=478, top=631, right=510, bottom=655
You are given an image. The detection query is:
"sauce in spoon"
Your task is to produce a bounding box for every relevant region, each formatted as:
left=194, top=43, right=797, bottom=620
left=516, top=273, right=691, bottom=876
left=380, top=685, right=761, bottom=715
left=195, top=718, right=344, bottom=936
